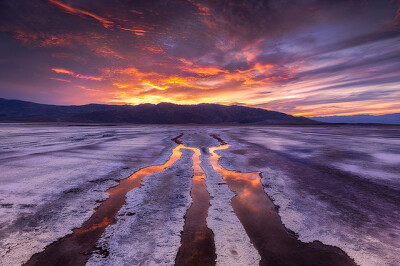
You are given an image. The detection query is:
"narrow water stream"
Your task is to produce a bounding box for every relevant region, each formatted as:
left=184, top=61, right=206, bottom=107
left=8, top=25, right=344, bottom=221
left=25, top=138, right=184, bottom=266
left=175, top=147, right=216, bottom=266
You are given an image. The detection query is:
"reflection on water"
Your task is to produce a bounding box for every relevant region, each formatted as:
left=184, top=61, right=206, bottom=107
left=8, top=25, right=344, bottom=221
left=211, top=145, right=261, bottom=188
left=208, top=143, right=356, bottom=266
left=209, top=144, right=269, bottom=218
left=26, top=143, right=185, bottom=266
left=176, top=146, right=216, bottom=265
left=26, top=133, right=356, bottom=266
left=75, top=144, right=184, bottom=237
left=74, top=217, right=112, bottom=234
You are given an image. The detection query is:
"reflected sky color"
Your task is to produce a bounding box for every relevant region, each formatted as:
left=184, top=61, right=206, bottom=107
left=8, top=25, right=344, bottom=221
left=25, top=141, right=185, bottom=265
left=209, top=145, right=262, bottom=198
left=0, top=0, right=399, bottom=116
left=176, top=146, right=216, bottom=265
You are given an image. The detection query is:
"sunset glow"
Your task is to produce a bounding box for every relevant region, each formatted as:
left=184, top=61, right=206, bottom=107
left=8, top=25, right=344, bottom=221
left=1, top=0, right=399, bottom=116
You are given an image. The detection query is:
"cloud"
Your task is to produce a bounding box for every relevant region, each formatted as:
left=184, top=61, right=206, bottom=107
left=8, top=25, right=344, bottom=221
left=297, top=50, right=400, bottom=80
left=119, top=27, right=147, bottom=36
left=12, top=31, right=77, bottom=47
left=51, top=68, right=103, bottom=81
left=48, top=0, right=114, bottom=29
left=49, top=77, right=71, bottom=83
left=94, top=46, right=125, bottom=59
left=0, top=0, right=399, bottom=115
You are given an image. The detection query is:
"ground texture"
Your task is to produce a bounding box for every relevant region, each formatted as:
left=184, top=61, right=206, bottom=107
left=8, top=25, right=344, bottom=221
left=0, top=124, right=399, bottom=265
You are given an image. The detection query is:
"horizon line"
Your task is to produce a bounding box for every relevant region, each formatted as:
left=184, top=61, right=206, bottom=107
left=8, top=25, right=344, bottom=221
left=1, top=97, right=398, bottom=117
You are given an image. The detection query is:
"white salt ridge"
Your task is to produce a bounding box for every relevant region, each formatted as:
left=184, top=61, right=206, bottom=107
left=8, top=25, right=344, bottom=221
left=216, top=129, right=400, bottom=266
left=201, top=153, right=261, bottom=266
left=180, top=130, right=261, bottom=265
left=0, top=125, right=176, bottom=265
left=259, top=167, right=399, bottom=266
left=2, top=125, right=399, bottom=266
left=0, top=156, right=124, bottom=266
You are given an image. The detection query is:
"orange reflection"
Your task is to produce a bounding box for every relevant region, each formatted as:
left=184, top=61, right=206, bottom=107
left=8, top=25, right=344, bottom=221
left=209, top=145, right=261, bottom=197
left=182, top=147, right=204, bottom=181
left=207, top=140, right=357, bottom=264
left=25, top=136, right=187, bottom=266
left=108, top=144, right=183, bottom=197
left=209, top=144, right=269, bottom=216
left=119, top=27, right=147, bottom=36
left=176, top=145, right=216, bottom=265
left=75, top=217, right=112, bottom=234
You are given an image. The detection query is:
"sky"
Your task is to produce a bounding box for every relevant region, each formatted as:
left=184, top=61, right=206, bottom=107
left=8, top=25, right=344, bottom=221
left=0, top=0, right=399, bottom=116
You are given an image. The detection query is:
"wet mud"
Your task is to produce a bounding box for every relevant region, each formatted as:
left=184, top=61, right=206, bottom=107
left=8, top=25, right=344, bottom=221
left=24, top=136, right=185, bottom=266
left=209, top=134, right=356, bottom=266
left=22, top=132, right=358, bottom=266
left=175, top=146, right=216, bottom=266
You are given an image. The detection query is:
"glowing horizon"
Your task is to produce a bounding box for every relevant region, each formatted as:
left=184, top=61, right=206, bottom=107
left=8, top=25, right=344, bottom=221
left=0, top=0, right=399, bottom=116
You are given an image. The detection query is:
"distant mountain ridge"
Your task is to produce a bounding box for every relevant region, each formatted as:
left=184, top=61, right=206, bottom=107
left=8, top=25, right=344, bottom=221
left=0, top=98, right=317, bottom=125
left=309, top=113, right=400, bottom=124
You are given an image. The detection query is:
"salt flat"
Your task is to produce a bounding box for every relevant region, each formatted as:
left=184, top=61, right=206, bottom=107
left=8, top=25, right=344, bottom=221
left=0, top=124, right=399, bottom=265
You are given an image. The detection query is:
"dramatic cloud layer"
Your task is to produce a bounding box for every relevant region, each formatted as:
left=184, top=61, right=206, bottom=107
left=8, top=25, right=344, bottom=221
left=0, top=0, right=399, bottom=116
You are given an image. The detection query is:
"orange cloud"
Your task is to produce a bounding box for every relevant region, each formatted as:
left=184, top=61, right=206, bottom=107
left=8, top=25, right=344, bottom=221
left=119, top=27, right=147, bottom=36
left=142, top=80, right=169, bottom=90
left=188, top=0, right=212, bottom=16
left=113, top=83, right=130, bottom=89
left=163, top=76, right=192, bottom=84
left=178, top=59, right=229, bottom=76
left=13, top=31, right=78, bottom=47
left=95, top=46, right=125, bottom=59
left=48, top=0, right=113, bottom=29
left=51, top=68, right=103, bottom=81
left=99, top=56, right=286, bottom=106
left=49, top=77, right=71, bottom=82
left=190, top=66, right=229, bottom=76
left=143, top=45, right=164, bottom=53
left=52, top=68, right=74, bottom=75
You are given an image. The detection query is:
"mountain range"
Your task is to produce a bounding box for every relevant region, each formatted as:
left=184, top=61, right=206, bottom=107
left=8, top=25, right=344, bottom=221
left=309, top=114, right=400, bottom=124
left=0, top=98, right=317, bottom=125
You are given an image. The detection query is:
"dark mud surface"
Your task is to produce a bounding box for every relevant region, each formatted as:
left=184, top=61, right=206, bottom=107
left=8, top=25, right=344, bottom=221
left=209, top=134, right=356, bottom=266
left=2, top=125, right=398, bottom=265
left=175, top=147, right=216, bottom=266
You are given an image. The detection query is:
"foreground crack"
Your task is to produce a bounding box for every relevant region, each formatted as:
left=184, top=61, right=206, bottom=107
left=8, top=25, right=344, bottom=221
left=175, top=145, right=216, bottom=266
left=24, top=135, right=185, bottom=266
left=208, top=134, right=357, bottom=266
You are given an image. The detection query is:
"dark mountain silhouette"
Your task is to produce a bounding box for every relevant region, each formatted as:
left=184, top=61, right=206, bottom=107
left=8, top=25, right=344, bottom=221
left=0, top=98, right=318, bottom=125
left=309, top=113, right=400, bottom=124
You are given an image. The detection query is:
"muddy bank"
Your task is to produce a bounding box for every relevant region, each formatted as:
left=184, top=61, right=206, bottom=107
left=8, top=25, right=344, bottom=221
left=209, top=134, right=356, bottom=266
left=87, top=149, right=193, bottom=265
left=218, top=128, right=400, bottom=265
left=0, top=125, right=176, bottom=266
left=24, top=137, right=184, bottom=266
left=2, top=126, right=398, bottom=266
